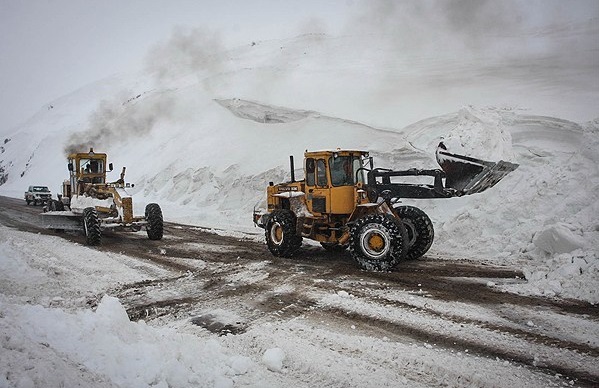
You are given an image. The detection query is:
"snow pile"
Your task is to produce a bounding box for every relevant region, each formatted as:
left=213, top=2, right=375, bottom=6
left=440, top=106, right=517, bottom=162
left=0, top=295, right=245, bottom=388
left=513, top=250, right=599, bottom=301
left=396, top=107, right=599, bottom=302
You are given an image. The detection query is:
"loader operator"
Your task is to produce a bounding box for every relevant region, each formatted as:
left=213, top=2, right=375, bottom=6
left=331, top=156, right=353, bottom=186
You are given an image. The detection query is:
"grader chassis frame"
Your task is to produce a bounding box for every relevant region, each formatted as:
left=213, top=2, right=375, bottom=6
left=41, top=148, right=163, bottom=245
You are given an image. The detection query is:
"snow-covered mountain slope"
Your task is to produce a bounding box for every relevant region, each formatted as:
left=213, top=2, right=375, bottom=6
left=0, top=25, right=597, bottom=301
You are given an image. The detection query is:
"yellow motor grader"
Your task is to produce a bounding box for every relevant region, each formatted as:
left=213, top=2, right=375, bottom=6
left=253, top=143, right=518, bottom=271
left=42, top=148, right=163, bottom=245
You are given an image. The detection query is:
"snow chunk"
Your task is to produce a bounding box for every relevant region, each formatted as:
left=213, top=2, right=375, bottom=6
left=533, top=223, right=586, bottom=254
left=262, top=348, right=285, bottom=372
left=228, top=355, right=252, bottom=375
left=95, top=295, right=130, bottom=326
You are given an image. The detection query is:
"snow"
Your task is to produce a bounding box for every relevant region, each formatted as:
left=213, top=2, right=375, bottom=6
left=1, top=4, right=598, bottom=387
left=262, top=348, right=285, bottom=372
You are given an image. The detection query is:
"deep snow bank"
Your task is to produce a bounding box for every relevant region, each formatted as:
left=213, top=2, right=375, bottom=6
left=0, top=295, right=250, bottom=388
left=402, top=107, right=599, bottom=302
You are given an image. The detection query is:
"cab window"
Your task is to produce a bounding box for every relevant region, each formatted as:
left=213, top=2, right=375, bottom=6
left=316, top=159, right=328, bottom=187
left=306, top=158, right=315, bottom=186
left=353, top=157, right=365, bottom=184
left=330, top=156, right=353, bottom=186
left=80, top=159, right=104, bottom=174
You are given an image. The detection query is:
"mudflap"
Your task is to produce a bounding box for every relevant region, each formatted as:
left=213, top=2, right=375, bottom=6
left=436, top=143, right=519, bottom=195
left=40, top=211, right=82, bottom=231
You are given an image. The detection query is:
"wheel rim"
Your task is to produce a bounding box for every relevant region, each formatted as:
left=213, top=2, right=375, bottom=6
left=402, top=219, right=417, bottom=248
left=360, top=224, right=390, bottom=259
left=270, top=222, right=284, bottom=245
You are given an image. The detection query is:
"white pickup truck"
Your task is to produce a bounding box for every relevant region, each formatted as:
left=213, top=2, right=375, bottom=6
left=24, top=185, right=52, bottom=206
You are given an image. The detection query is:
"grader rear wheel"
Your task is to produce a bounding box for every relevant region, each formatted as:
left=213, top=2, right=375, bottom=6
left=349, top=214, right=408, bottom=271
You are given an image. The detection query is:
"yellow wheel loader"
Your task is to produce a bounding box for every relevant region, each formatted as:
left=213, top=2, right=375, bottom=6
left=42, top=148, right=163, bottom=245
left=253, top=143, right=518, bottom=271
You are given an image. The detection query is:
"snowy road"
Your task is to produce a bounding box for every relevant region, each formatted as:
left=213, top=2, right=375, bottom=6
left=1, top=195, right=598, bottom=387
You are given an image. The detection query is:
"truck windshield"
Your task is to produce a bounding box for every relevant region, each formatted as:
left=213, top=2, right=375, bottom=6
left=33, top=186, right=49, bottom=192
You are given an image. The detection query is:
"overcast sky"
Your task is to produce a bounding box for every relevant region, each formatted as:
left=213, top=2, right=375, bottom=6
left=0, top=0, right=347, bottom=132
left=1, top=0, right=597, bottom=133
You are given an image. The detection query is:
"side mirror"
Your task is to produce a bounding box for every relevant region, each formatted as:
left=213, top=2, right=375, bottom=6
left=68, top=163, right=73, bottom=171
left=108, top=163, right=113, bottom=172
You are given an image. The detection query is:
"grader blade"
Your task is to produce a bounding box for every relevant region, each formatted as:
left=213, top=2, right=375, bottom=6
left=40, top=211, right=82, bottom=231
left=436, top=142, right=519, bottom=195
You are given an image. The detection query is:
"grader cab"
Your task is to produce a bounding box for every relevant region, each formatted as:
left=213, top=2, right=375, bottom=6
left=42, top=148, right=163, bottom=245
left=253, top=144, right=518, bottom=271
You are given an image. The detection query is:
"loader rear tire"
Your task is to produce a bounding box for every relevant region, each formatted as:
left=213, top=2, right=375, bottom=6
left=394, top=205, right=434, bottom=260
left=265, top=209, right=302, bottom=257
left=145, top=203, right=164, bottom=240
left=349, top=214, right=408, bottom=271
left=83, top=207, right=101, bottom=246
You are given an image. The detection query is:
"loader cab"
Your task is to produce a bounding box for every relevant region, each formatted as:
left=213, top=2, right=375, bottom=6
left=304, top=150, right=368, bottom=215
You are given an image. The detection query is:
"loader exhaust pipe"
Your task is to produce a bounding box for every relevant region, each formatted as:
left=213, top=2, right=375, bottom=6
left=289, top=155, right=295, bottom=183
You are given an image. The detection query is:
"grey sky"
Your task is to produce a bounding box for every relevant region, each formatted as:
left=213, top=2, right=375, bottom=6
left=1, top=0, right=597, bottom=133
left=0, top=0, right=347, bottom=132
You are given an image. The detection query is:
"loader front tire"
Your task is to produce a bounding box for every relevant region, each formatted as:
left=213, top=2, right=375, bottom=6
left=349, top=214, right=408, bottom=271
left=145, top=203, right=164, bottom=240
left=394, top=205, right=434, bottom=260
left=265, top=209, right=302, bottom=257
left=83, top=207, right=101, bottom=246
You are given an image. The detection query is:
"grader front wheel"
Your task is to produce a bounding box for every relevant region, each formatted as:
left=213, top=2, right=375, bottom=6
left=145, top=203, right=164, bottom=240
left=349, top=214, right=408, bottom=271
left=83, top=207, right=101, bottom=246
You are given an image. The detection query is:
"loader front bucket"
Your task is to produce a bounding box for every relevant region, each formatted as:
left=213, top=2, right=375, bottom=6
left=436, top=142, right=519, bottom=195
